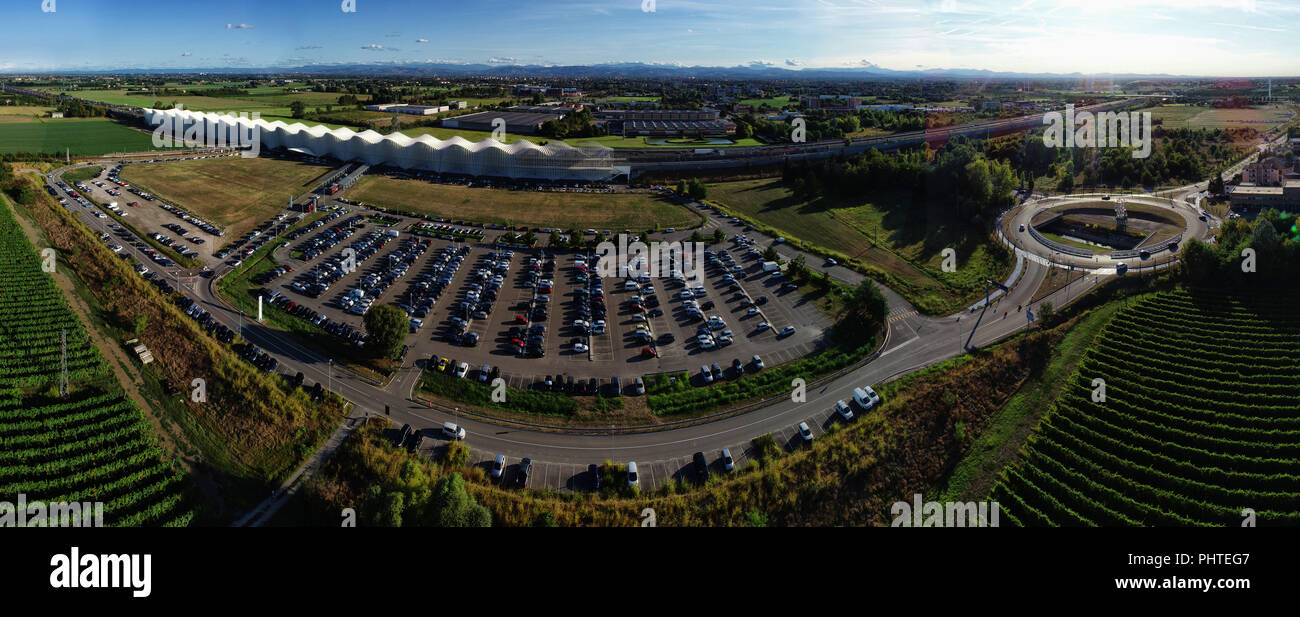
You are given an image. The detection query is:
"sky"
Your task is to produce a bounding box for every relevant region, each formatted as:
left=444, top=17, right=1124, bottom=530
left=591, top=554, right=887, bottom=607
left=1, top=0, right=1297, bottom=76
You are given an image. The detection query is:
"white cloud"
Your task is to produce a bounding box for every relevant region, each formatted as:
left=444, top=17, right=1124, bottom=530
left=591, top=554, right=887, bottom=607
left=361, top=44, right=384, bottom=50
left=785, top=59, right=802, bottom=67
left=226, top=23, right=253, bottom=30
left=488, top=56, right=518, bottom=64
left=416, top=38, right=429, bottom=43
left=181, top=51, right=192, bottom=57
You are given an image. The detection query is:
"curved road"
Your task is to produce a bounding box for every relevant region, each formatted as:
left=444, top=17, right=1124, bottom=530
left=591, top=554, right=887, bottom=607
left=36, top=148, right=1244, bottom=494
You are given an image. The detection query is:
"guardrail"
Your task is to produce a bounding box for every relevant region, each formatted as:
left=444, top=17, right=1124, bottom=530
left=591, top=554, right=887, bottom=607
left=1109, top=233, right=1181, bottom=259
left=1027, top=225, right=1094, bottom=258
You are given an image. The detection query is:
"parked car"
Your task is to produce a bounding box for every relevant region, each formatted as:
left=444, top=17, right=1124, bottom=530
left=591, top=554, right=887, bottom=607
left=797, top=422, right=814, bottom=443
left=517, top=458, right=533, bottom=487
left=692, top=451, right=710, bottom=482
left=720, top=448, right=735, bottom=472
left=491, top=454, right=506, bottom=479
left=626, top=461, right=640, bottom=487
left=835, top=400, right=854, bottom=421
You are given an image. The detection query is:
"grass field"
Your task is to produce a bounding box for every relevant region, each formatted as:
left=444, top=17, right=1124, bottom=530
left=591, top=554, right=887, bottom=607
left=1149, top=104, right=1296, bottom=131
left=61, top=165, right=104, bottom=183
left=350, top=176, right=699, bottom=230
left=706, top=178, right=1011, bottom=314
left=118, top=156, right=335, bottom=241
left=0, top=118, right=166, bottom=155
left=739, top=95, right=792, bottom=109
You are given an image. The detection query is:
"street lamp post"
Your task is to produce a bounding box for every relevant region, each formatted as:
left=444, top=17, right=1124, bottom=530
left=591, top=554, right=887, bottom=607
left=328, top=359, right=333, bottom=393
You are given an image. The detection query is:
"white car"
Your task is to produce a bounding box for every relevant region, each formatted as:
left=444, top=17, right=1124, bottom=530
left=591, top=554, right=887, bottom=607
left=780, top=325, right=797, bottom=337
left=720, top=449, right=735, bottom=472
left=626, top=462, right=640, bottom=487
left=797, top=422, right=814, bottom=443
left=697, top=335, right=716, bottom=350
left=835, top=400, right=854, bottom=421
left=454, top=362, right=469, bottom=378
left=573, top=342, right=589, bottom=353
left=491, top=455, right=506, bottom=479
left=756, top=322, right=771, bottom=332
left=442, top=421, right=466, bottom=441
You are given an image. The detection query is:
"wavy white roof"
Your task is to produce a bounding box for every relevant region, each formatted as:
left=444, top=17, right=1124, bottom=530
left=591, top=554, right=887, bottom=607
left=144, top=107, right=613, bottom=156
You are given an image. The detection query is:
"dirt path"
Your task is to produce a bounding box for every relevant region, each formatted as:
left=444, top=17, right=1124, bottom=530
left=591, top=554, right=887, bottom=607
left=5, top=189, right=226, bottom=514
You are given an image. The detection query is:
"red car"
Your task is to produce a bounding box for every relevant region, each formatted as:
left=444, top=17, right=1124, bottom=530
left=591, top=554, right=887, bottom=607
left=641, top=347, right=658, bottom=358
left=515, top=314, right=527, bottom=324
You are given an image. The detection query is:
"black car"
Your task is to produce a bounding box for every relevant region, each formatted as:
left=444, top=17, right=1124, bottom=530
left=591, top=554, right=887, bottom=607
left=589, top=463, right=601, bottom=489
left=754, top=295, right=768, bottom=305
left=693, top=451, right=710, bottom=482
left=517, top=457, right=533, bottom=487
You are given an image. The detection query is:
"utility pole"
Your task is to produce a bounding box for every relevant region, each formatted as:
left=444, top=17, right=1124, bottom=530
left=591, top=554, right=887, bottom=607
left=328, top=359, right=333, bottom=393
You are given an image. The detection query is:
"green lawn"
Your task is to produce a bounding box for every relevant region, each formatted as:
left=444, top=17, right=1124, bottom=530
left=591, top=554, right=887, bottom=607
left=61, top=166, right=104, bottom=183
left=119, top=156, right=335, bottom=242
left=350, top=176, right=700, bottom=231
left=0, top=118, right=167, bottom=155
left=705, top=179, right=1011, bottom=314
left=739, top=95, right=792, bottom=109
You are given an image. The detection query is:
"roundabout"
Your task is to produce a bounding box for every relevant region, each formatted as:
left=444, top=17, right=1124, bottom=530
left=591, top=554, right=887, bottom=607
left=1001, top=193, right=1215, bottom=275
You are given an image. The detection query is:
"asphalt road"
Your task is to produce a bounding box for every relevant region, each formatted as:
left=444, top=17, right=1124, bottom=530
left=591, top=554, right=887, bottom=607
left=48, top=152, right=1260, bottom=493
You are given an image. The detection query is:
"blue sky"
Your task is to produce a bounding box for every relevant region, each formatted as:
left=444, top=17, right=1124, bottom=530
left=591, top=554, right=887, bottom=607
left=2, top=0, right=1297, bottom=75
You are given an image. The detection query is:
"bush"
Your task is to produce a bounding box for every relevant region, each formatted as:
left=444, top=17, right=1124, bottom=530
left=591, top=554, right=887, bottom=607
left=421, top=371, right=576, bottom=416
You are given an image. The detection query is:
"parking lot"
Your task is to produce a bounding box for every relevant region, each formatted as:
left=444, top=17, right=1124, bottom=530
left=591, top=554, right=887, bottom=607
left=245, top=200, right=834, bottom=391
left=63, top=160, right=832, bottom=396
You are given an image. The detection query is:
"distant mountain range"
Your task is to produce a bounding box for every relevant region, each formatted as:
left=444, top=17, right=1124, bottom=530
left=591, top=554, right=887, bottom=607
left=6, top=61, right=1243, bottom=81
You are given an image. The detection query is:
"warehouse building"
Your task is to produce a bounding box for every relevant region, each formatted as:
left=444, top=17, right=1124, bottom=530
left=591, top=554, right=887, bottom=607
left=1227, top=181, right=1300, bottom=210
left=440, top=110, right=567, bottom=135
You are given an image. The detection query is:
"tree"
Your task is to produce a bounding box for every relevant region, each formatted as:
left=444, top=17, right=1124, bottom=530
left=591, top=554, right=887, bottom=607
left=689, top=230, right=704, bottom=244
left=687, top=178, right=708, bottom=200
left=763, top=245, right=780, bottom=261
left=848, top=280, right=888, bottom=325
left=363, top=304, right=408, bottom=360
left=1208, top=172, right=1225, bottom=196
left=132, top=314, right=149, bottom=335
left=710, top=228, right=725, bottom=244
left=430, top=473, right=491, bottom=527
left=290, top=100, right=306, bottom=119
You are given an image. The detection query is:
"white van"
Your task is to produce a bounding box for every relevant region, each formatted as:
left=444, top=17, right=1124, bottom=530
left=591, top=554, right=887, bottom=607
left=852, top=386, right=882, bottom=410
left=442, top=422, right=466, bottom=440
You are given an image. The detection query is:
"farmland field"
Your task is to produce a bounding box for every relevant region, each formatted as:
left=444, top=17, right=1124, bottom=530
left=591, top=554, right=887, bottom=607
left=0, top=195, right=193, bottom=526
left=0, top=105, right=55, bottom=123
left=1149, top=104, right=1296, bottom=131
left=118, top=156, right=335, bottom=241
left=0, top=118, right=165, bottom=155
left=349, top=175, right=699, bottom=230
left=991, top=289, right=1300, bottom=526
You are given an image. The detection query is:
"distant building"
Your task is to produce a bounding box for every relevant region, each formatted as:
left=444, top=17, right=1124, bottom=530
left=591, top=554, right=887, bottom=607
left=598, top=108, right=735, bottom=136
left=49, top=111, right=64, bottom=119
left=1242, top=157, right=1290, bottom=186
left=1227, top=180, right=1300, bottom=210
left=442, top=111, right=566, bottom=135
